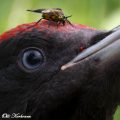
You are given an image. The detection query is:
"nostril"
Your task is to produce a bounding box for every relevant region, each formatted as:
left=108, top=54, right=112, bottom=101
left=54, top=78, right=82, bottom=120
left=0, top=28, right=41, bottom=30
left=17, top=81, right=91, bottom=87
left=75, top=46, right=86, bottom=55
left=79, top=46, right=85, bottom=52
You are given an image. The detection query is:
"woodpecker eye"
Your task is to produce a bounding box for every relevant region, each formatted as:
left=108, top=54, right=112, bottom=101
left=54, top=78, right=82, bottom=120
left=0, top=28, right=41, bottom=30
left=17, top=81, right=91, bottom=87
left=18, top=47, right=44, bottom=72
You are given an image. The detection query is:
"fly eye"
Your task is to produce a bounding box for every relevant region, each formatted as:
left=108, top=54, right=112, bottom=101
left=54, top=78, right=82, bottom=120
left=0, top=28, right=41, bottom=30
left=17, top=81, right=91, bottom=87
left=18, top=47, right=44, bottom=72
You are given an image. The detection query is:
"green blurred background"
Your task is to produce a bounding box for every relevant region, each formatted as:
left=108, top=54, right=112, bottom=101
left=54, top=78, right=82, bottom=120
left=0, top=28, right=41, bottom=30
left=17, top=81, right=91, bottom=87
left=0, top=0, right=120, bottom=119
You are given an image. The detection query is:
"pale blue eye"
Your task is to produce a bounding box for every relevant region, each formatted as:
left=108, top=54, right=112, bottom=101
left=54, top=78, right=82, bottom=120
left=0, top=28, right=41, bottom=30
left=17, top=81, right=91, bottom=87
left=20, top=47, right=44, bottom=71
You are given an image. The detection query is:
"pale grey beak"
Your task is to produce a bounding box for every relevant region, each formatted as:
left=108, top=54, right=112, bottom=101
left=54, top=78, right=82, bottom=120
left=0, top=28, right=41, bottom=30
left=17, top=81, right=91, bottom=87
left=61, top=29, right=120, bottom=70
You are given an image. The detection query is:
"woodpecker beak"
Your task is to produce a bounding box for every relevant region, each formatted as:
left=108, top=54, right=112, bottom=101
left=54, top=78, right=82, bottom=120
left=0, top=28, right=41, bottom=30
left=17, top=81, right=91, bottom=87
left=61, top=30, right=120, bottom=70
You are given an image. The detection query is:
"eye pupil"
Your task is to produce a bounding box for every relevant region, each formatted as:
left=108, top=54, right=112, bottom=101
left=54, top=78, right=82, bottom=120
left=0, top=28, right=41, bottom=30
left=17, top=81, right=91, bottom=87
left=19, top=48, right=44, bottom=71
left=26, top=52, right=42, bottom=66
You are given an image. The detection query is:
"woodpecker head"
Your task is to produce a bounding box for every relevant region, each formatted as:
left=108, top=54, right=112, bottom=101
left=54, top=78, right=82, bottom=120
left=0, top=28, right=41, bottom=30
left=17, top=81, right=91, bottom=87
left=0, top=20, right=119, bottom=120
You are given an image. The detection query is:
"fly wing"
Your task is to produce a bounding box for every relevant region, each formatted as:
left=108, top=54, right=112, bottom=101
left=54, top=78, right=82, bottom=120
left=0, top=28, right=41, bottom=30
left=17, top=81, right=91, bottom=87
left=27, top=9, right=46, bottom=13
left=27, top=8, right=62, bottom=13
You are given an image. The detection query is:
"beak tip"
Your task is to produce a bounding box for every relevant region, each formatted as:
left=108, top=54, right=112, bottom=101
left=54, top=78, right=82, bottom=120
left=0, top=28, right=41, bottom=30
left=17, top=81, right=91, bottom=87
left=61, top=66, right=66, bottom=71
left=61, top=63, right=75, bottom=70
